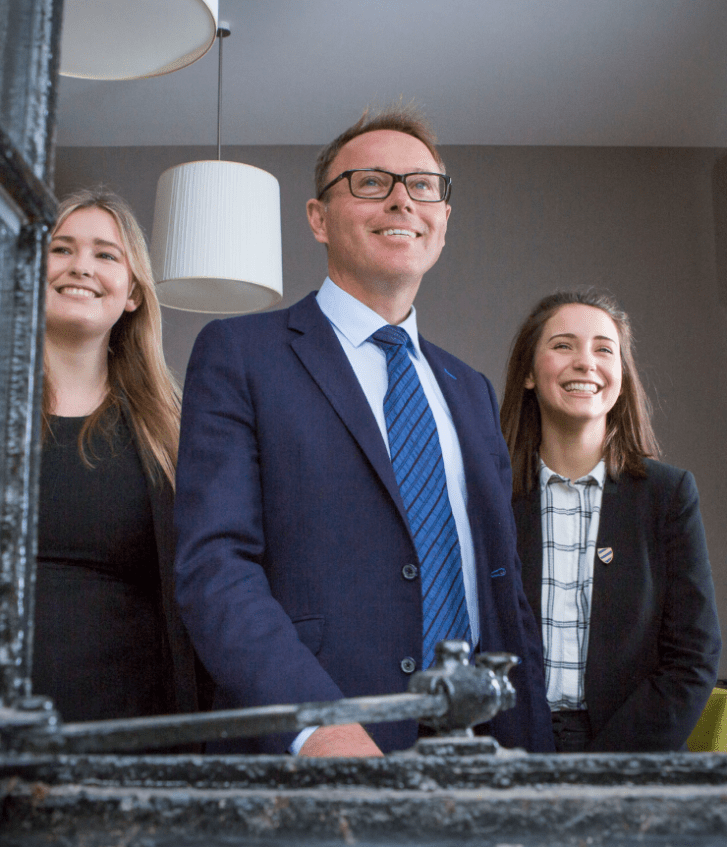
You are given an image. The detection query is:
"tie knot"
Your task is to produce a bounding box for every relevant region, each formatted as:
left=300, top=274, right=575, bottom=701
left=370, top=324, right=410, bottom=350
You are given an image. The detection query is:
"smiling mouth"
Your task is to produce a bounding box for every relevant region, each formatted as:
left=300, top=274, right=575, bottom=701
left=563, top=382, right=599, bottom=393
left=376, top=228, right=419, bottom=238
left=56, top=285, right=100, bottom=298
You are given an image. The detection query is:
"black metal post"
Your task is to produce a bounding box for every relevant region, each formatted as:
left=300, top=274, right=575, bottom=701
left=0, top=0, right=61, bottom=708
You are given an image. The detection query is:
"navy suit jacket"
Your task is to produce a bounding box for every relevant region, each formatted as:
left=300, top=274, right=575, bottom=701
left=514, top=459, right=721, bottom=752
left=175, top=292, right=553, bottom=753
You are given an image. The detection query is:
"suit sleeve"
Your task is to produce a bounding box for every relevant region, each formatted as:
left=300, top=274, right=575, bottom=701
left=589, top=470, right=721, bottom=751
left=174, top=320, right=344, bottom=750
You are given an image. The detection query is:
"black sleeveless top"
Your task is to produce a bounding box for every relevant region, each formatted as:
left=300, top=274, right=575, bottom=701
left=32, top=411, right=174, bottom=722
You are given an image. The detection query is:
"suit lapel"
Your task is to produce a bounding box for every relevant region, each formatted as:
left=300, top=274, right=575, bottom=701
left=421, top=340, right=467, bottom=429
left=287, top=293, right=409, bottom=526
left=590, top=476, right=621, bottom=621
left=418, top=338, right=488, bottom=538
left=419, top=338, right=532, bottom=624
left=585, top=475, right=622, bottom=699
left=419, top=337, right=484, bottom=500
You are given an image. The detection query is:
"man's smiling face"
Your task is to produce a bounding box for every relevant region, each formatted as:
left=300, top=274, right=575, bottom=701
left=307, top=129, right=450, bottom=296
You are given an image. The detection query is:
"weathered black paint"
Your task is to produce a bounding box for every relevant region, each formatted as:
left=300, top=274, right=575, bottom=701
left=2, top=750, right=727, bottom=846
left=0, top=0, right=60, bottom=711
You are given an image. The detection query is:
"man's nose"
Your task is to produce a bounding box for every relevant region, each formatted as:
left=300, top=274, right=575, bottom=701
left=385, top=180, right=414, bottom=211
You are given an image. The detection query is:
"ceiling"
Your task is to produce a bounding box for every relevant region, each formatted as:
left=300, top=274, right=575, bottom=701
left=56, top=0, right=727, bottom=149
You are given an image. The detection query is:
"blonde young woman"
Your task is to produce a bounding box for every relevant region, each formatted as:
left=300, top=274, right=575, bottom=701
left=32, top=188, right=209, bottom=722
left=501, top=290, right=720, bottom=752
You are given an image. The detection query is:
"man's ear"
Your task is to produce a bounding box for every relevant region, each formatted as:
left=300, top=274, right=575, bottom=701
left=306, top=198, right=329, bottom=246
left=441, top=203, right=451, bottom=244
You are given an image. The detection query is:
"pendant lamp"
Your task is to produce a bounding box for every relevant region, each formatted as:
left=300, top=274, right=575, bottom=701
left=150, top=28, right=283, bottom=314
left=59, top=0, right=218, bottom=80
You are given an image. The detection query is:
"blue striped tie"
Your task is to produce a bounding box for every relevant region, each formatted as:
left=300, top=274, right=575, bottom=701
left=370, top=325, right=471, bottom=669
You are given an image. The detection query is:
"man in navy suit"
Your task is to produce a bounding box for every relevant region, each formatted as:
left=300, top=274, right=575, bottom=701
left=174, top=106, right=553, bottom=756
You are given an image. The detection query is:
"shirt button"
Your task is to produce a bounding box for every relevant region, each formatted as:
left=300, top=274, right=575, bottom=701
left=402, top=563, right=418, bottom=580
left=400, top=657, right=417, bottom=674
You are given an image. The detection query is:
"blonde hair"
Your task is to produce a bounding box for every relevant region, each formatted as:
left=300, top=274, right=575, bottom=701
left=44, top=188, right=180, bottom=489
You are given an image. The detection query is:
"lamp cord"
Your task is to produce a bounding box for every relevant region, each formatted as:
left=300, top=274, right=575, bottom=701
left=216, top=29, right=224, bottom=161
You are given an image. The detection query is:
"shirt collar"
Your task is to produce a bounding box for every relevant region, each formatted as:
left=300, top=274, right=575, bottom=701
left=539, top=457, right=607, bottom=491
left=316, top=276, right=422, bottom=358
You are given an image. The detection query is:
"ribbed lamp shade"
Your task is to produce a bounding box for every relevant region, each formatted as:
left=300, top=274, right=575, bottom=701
left=151, top=161, right=283, bottom=314
left=59, top=0, right=218, bottom=80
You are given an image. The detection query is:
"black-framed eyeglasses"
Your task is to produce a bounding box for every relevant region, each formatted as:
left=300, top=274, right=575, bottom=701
left=317, top=169, right=452, bottom=203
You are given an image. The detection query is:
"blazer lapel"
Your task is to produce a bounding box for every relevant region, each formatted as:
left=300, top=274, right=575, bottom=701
left=419, top=337, right=487, bottom=502
left=421, top=341, right=467, bottom=428
left=584, top=475, right=624, bottom=712
left=418, top=338, right=491, bottom=537
left=287, top=293, right=409, bottom=527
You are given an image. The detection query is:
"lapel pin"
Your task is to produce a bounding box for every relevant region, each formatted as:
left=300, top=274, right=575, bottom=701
left=597, top=547, right=613, bottom=564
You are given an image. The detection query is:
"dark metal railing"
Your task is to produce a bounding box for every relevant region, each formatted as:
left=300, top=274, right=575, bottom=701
left=0, top=642, right=518, bottom=754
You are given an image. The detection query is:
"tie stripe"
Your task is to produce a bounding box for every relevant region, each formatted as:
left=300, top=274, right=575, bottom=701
left=370, top=324, right=471, bottom=668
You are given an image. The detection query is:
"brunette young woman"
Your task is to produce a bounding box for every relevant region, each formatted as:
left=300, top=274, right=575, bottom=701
left=500, top=290, right=720, bottom=752
left=32, top=188, right=210, bottom=724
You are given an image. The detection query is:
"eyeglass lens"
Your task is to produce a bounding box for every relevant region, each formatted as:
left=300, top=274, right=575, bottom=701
left=350, top=170, right=446, bottom=202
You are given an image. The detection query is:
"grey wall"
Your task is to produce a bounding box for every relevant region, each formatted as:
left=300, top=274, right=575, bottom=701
left=55, top=144, right=727, bottom=675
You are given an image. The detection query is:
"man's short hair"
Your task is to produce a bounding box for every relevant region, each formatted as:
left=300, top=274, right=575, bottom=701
left=314, top=103, right=446, bottom=199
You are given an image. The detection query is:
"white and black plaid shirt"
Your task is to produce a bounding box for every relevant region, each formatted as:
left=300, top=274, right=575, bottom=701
left=539, top=458, right=606, bottom=711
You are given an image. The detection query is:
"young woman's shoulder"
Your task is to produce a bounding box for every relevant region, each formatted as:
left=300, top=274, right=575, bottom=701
left=639, top=457, right=693, bottom=485
left=625, top=458, right=698, bottom=505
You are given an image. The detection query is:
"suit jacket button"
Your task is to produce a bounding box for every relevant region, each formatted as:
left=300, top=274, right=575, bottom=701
left=400, top=657, right=417, bottom=674
left=402, top=563, right=418, bottom=580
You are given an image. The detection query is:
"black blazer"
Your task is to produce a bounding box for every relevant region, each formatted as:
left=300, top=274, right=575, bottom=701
left=513, top=459, right=721, bottom=752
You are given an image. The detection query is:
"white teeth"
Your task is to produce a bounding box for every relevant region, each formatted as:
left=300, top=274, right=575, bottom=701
left=564, top=382, right=598, bottom=393
left=58, top=286, right=97, bottom=298
left=381, top=229, right=415, bottom=237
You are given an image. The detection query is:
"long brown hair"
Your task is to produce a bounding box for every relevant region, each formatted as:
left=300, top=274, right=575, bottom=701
left=44, top=188, right=180, bottom=489
left=500, top=290, right=660, bottom=497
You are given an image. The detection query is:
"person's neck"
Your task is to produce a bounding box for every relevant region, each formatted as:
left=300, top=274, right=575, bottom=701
left=538, top=421, right=605, bottom=482
left=328, top=271, right=420, bottom=326
left=45, top=333, right=110, bottom=417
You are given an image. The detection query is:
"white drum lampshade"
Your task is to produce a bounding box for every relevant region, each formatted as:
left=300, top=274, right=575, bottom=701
left=151, top=161, right=284, bottom=314
left=59, top=0, right=218, bottom=80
